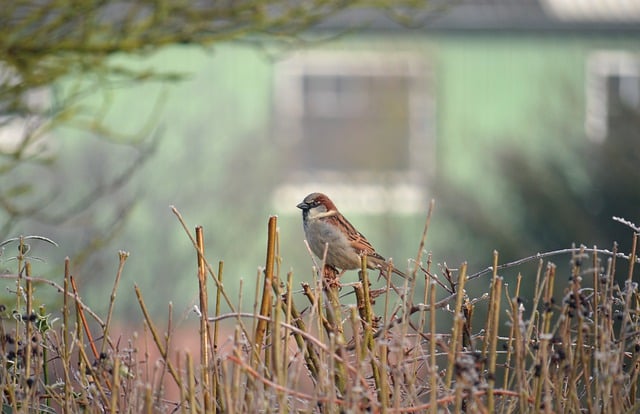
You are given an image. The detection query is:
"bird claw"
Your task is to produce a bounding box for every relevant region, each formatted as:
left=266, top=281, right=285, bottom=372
left=322, top=265, right=341, bottom=289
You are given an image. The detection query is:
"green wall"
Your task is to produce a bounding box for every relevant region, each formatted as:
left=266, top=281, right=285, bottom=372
left=25, top=31, right=640, bottom=315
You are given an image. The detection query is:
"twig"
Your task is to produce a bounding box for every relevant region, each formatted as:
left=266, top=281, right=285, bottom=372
left=101, top=251, right=129, bottom=355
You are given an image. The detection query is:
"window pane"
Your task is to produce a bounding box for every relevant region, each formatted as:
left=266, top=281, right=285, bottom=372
left=300, top=74, right=411, bottom=172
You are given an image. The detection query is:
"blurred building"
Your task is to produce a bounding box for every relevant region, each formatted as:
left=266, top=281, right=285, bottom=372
left=270, top=0, right=640, bottom=216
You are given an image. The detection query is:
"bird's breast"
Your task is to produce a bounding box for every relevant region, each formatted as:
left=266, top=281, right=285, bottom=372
left=305, top=218, right=361, bottom=269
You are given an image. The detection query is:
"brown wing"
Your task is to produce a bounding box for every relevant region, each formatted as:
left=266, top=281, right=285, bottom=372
left=321, top=210, right=406, bottom=278
left=322, top=212, right=384, bottom=259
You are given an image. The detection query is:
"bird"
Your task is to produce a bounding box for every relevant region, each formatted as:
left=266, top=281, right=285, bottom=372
left=296, top=192, right=406, bottom=279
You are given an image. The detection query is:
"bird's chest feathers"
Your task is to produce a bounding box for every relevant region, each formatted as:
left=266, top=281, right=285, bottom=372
left=305, top=208, right=340, bottom=240
left=304, top=210, right=359, bottom=267
left=306, top=217, right=349, bottom=247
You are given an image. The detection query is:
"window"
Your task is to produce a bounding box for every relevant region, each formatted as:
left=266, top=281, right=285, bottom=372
left=273, top=51, right=434, bottom=214
left=586, top=51, right=640, bottom=143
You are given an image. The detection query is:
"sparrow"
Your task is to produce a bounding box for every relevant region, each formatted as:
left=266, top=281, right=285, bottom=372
left=296, top=192, right=406, bottom=278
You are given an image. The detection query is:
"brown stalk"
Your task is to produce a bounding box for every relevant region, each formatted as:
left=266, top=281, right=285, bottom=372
left=244, top=217, right=278, bottom=408
left=353, top=282, right=376, bottom=357
left=231, top=326, right=244, bottom=412
left=271, top=275, right=287, bottom=413
left=177, top=352, right=187, bottom=414
left=273, top=281, right=320, bottom=380
left=101, top=250, right=128, bottom=355
left=39, top=304, right=50, bottom=404
left=213, top=260, right=224, bottom=413
left=378, top=341, right=390, bottom=412
left=271, top=227, right=288, bottom=410
left=156, top=303, right=174, bottom=408
left=8, top=236, right=27, bottom=412
left=70, top=276, right=100, bottom=360
left=501, top=273, right=521, bottom=394
left=24, top=262, right=34, bottom=406
left=218, top=357, right=232, bottom=413
left=568, top=248, right=586, bottom=410
left=482, top=251, right=500, bottom=364
left=618, top=233, right=638, bottom=366
left=253, top=216, right=277, bottom=367
left=349, top=304, right=363, bottom=365
left=413, top=253, right=433, bottom=381
left=144, top=382, right=153, bottom=414
left=283, top=271, right=294, bottom=377
left=75, top=332, right=110, bottom=408
left=598, top=246, right=616, bottom=409
left=413, top=199, right=435, bottom=280
left=487, top=276, right=502, bottom=413
left=534, top=263, right=556, bottom=412
left=62, top=257, right=72, bottom=412
left=110, top=357, right=121, bottom=413
left=512, top=286, right=528, bottom=413
left=301, top=284, right=331, bottom=333
left=249, top=268, right=261, bottom=374
left=322, top=270, right=348, bottom=396
left=445, top=262, right=468, bottom=389
left=357, top=258, right=386, bottom=407
left=134, top=285, right=183, bottom=390
left=428, top=279, right=438, bottom=414
left=591, top=245, right=600, bottom=404
left=527, top=259, right=546, bottom=340
left=186, top=352, right=197, bottom=414
left=195, top=226, right=211, bottom=412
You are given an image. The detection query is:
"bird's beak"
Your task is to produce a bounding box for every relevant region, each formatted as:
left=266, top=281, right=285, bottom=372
left=296, top=202, right=308, bottom=210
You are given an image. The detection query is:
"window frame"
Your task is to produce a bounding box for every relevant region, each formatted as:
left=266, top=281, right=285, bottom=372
left=586, top=50, right=640, bottom=143
left=272, top=50, right=435, bottom=214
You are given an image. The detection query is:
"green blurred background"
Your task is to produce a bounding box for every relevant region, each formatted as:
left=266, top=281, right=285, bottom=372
left=1, top=1, right=639, bottom=321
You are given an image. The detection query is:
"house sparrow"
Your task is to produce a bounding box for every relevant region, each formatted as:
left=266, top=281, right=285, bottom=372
left=296, top=192, right=406, bottom=278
